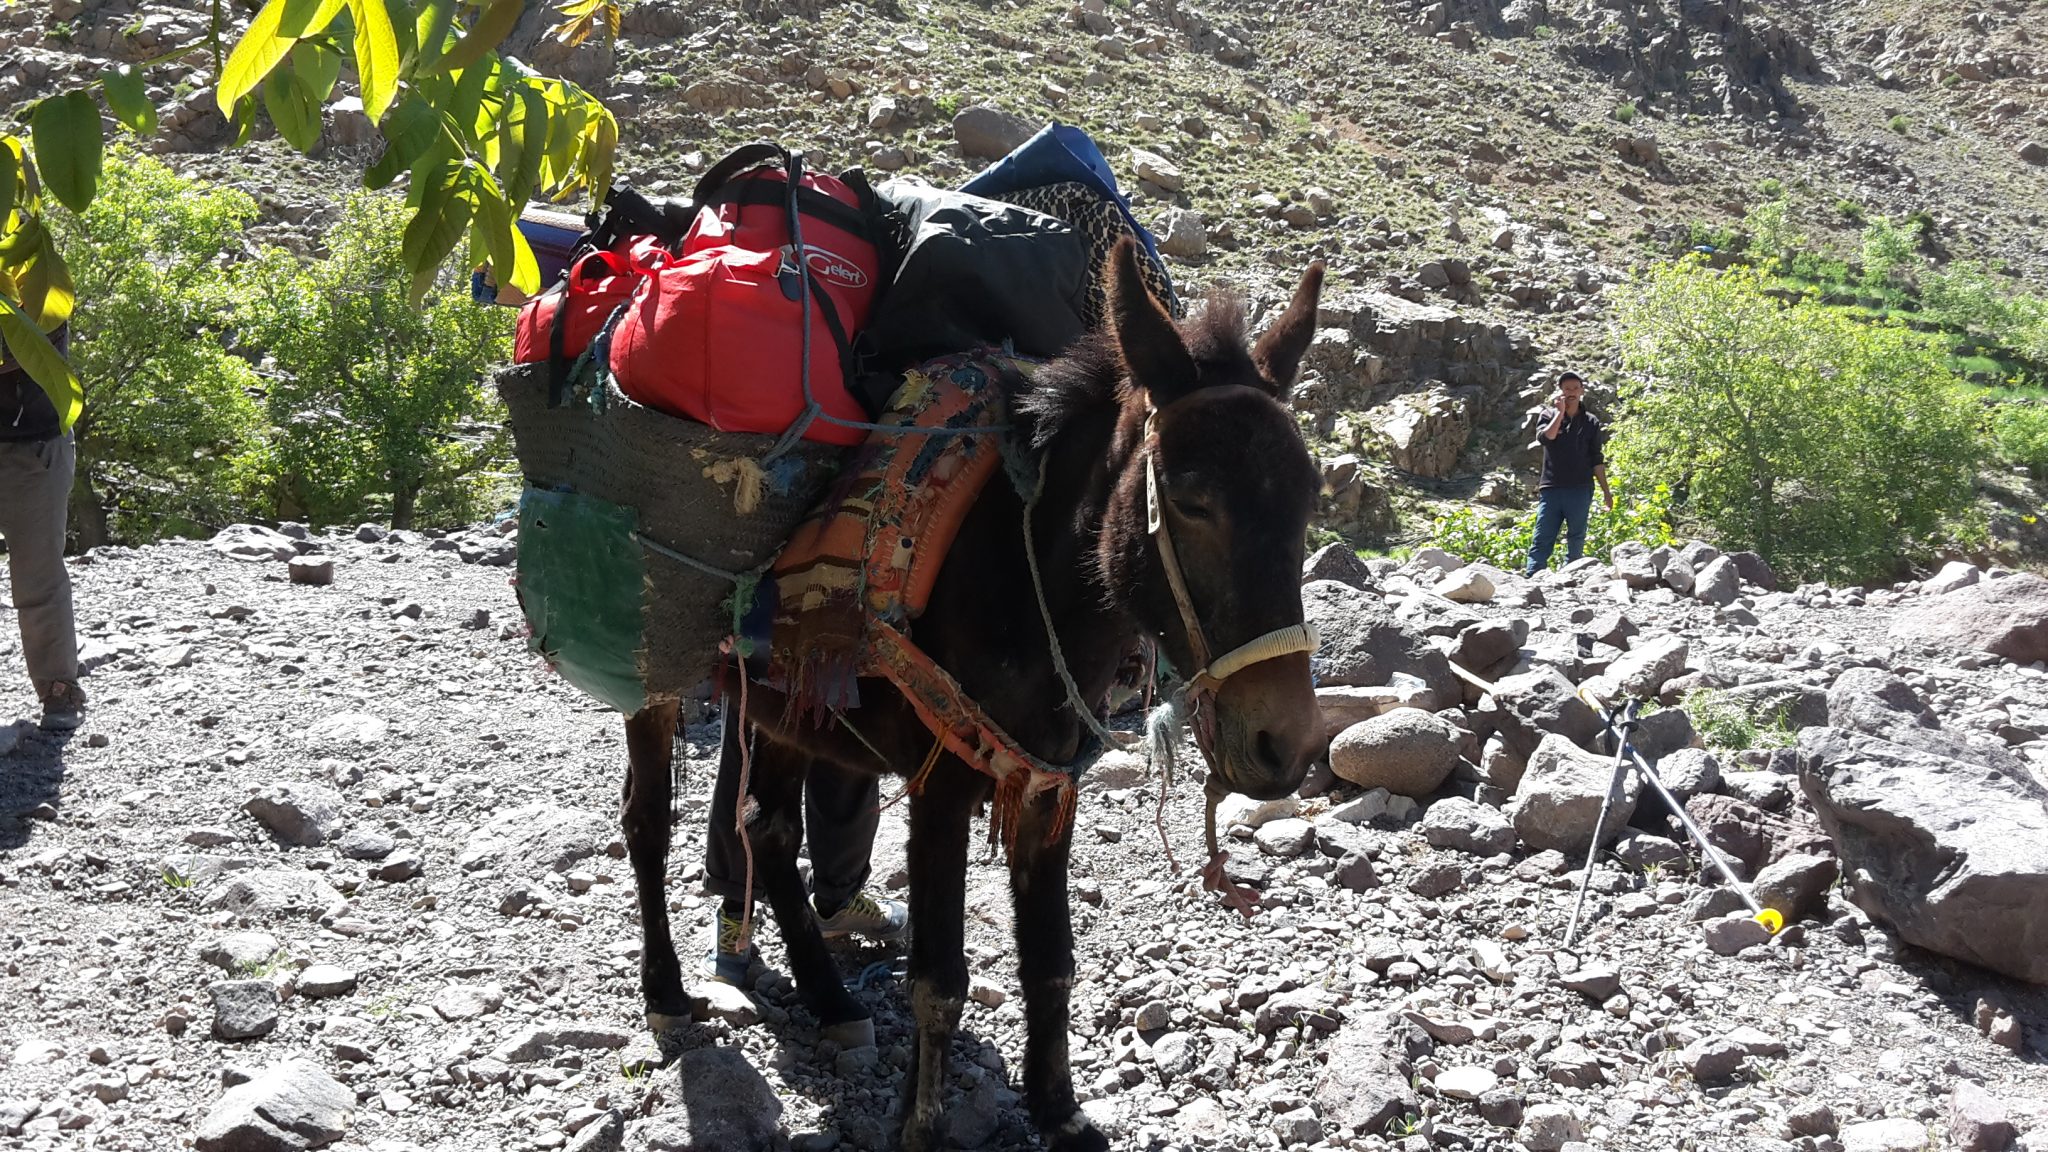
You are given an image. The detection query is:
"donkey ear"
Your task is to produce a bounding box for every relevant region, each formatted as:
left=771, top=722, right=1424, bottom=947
left=1106, top=238, right=1199, bottom=404
left=1250, top=260, right=1326, bottom=398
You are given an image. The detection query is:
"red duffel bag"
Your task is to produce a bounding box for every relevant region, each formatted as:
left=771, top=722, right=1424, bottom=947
left=608, top=144, right=880, bottom=446
left=513, top=234, right=674, bottom=404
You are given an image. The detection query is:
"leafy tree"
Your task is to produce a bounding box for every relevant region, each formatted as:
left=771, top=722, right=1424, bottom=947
left=0, top=0, right=619, bottom=402
left=1919, top=261, right=2048, bottom=364
left=1611, top=259, right=1984, bottom=582
left=243, top=193, right=511, bottom=529
left=1990, top=403, right=2048, bottom=483
left=48, top=149, right=264, bottom=547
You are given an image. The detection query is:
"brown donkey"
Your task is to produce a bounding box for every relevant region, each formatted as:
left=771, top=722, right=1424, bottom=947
left=619, top=241, right=1328, bottom=1151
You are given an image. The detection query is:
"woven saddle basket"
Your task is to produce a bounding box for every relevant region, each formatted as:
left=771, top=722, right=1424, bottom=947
left=496, top=363, right=844, bottom=713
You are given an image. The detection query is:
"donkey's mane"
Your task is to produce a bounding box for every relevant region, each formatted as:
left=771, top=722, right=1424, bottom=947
left=1017, top=288, right=1259, bottom=450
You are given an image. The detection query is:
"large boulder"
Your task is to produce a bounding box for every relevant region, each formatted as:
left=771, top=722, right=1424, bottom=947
left=1330, top=711, right=1463, bottom=798
left=1452, top=620, right=1523, bottom=673
left=1302, top=581, right=1460, bottom=705
left=1693, top=556, right=1740, bottom=606
left=1729, top=551, right=1777, bottom=591
left=1798, top=727, right=2048, bottom=985
left=1583, top=635, right=1688, bottom=702
left=1316, top=678, right=1436, bottom=741
left=1511, top=734, right=1638, bottom=855
left=459, top=803, right=611, bottom=873
left=1826, top=669, right=2031, bottom=777
left=952, top=105, right=1036, bottom=160
left=1889, top=572, right=2048, bottom=663
left=1490, top=669, right=1603, bottom=767
left=194, top=1059, right=354, bottom=1151
left=1304, top=544, right=1375, bottom=590
left=243, top=783, right=345, bottom=847
left=1827, top=668, right=1937, bottom=734
left=1609, top=541, right=1659, bottom=589
left=1422, top=797, right=1516, bottom=855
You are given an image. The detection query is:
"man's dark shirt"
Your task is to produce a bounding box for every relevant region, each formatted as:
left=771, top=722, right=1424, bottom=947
left=1537, top=407, right=1604, bottom=490
left=0, top=324, right=67, bottom=443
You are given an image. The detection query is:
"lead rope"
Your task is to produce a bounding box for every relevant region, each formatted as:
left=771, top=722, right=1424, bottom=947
left=1017, top=447, right=1181, bottom=869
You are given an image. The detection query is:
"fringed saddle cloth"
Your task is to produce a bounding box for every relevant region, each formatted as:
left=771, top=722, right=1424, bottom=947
left=761, top=351, right=1078, bottom=851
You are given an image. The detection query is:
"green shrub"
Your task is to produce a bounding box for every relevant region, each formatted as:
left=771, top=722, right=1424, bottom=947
left=1887, top=114, right=1911, bottom=134
left=1615, top=101, right=1638, bottom=125
left=1428, top=475, right=1677, bottom=572
left=1920, top=261, right=2048, bottom=364
left=49, top=148, right=265, bottom=548
left=242, top=193, right=512, bottom=529
left=1741, top=196, right=1801, bottom=268
left=1991, top=403, right=2048, bottom=481
left=1755, top=177, right=1784, bottom=198
left=1686, top=689, right=1795, bottom=752
left=1835, top=198, right=1864, bottom=221
left=1859, top=215, right=1922, bottom=291
left=1612, top=259, right=1985, bottom=582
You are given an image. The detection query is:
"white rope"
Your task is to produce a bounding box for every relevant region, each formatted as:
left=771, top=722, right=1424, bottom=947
left=1200, top=622, right=1320, bottom=687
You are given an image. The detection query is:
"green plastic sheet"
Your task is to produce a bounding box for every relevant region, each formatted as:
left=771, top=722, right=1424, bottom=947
left=516, top=486, right=647, bottom=714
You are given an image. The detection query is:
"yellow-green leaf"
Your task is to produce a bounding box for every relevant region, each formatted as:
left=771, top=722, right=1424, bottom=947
left=293, top=39, right=345, bottom=102
left=494, top=83, right=544, bottom=210
left=413, top=0, right=456, bottom=71
left=0, top=140, right=16, bottom=226
left=264, top=62, right=323, bottom=152
left=447, top=52, right=498, bottom=140
left=230, top=93, right=261, bottom=147
left=281, top=0, right=351, bottom=39
left=400, top=158, right=464, bottom=270
left=217, top=0, right=304, bottom=116
left=582, top=105, right=615, bottom=210
left=365, top=92, right=444, bottom=189
left=101, top=65, right=157, bottom=135
left=436, top=0, right=525, bottom=75
left=30, top=91, right=102, bottom=215
left=14, top=224, right=75, bottom=332
left=350, top=0, right=402, bottom=122
left=403, top=169, right=476, bottom=304
left=0, top=297, right=82, bottom=434
left=469, top=164, right=537, bottom=296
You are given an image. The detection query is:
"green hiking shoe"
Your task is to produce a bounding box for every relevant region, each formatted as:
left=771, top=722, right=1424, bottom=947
left=704, top=901, right=755, bottom=986
left=814, top=889, right=909, bottom=942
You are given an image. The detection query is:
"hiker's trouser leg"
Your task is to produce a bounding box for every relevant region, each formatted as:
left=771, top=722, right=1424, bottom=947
left=1559, top=485, right=1595, bottom=563
left=1525, top=487, right=1569, bottom=575
left=0, top=435, right=78, bottom=696
left=702, top=707, right=880, bottom=913
left=804, top=763, right=880, bottom=916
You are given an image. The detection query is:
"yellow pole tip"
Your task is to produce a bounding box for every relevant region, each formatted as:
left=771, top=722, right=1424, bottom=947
left=1756, top=909, right=1784, bottom=934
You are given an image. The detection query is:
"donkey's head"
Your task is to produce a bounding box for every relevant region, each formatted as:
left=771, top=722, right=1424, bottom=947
left=1099, top=241, right=1326, bottom=801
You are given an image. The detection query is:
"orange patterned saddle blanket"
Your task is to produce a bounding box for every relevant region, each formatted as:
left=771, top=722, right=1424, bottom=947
left=765, top=351, right=1026, bottom=717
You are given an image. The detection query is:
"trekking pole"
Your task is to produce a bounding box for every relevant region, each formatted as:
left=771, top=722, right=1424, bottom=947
left=1569, top=688, right=1782, bottom=943
left=1562, top=698, right=1640, bottom=949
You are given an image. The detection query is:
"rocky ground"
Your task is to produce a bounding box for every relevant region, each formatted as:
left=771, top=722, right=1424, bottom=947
left=3, top=524, right=2047, bottom=1152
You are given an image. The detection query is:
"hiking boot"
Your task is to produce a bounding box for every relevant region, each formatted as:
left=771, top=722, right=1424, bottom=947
left=704, top=901, right=754, bottom=986
left=39, top=682, right=84, bottom=733
left=814, top=889, right=909, bottom=942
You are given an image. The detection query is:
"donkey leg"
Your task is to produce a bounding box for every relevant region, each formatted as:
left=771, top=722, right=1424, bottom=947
left=621, top=701, right=687, bottom=1026
left=899, top=765, right=978, bottom=1152
left=743, top=746, right=874, bottom=1046
left=1009, top=790, right=1109, bottom=1152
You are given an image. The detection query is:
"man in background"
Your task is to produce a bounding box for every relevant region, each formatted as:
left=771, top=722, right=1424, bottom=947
left=0, top=325, right=84, bottom=731
left=1524, top=370, right=1614, bottom=576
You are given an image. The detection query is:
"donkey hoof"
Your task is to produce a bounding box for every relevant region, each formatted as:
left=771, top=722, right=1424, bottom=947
left=1047, top=1109, right=1111, bottom=1152
left=820, top=1014, right=875, bottom=1050
left=646, top=1010, right=692, bottom=1034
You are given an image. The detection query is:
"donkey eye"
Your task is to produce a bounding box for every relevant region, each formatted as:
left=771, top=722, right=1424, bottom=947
left=1171, top=498, right=1214, bottom=522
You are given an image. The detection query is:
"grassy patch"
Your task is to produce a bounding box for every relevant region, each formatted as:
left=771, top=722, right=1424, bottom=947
left=1686, top=689, right=1795, bottom=753
left=1615, top=101, right=1638, bottom=125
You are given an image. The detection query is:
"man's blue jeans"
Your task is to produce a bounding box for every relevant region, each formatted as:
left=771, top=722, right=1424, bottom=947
left=1525, top=484, right=1594, bottom=575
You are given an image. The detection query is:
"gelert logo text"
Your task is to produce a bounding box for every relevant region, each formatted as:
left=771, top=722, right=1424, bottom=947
left=804, top=246, right=869, bottom=290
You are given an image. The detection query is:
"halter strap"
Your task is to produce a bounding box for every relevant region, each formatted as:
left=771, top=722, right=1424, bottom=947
left=1142, top=411, right=1320, bottom=697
